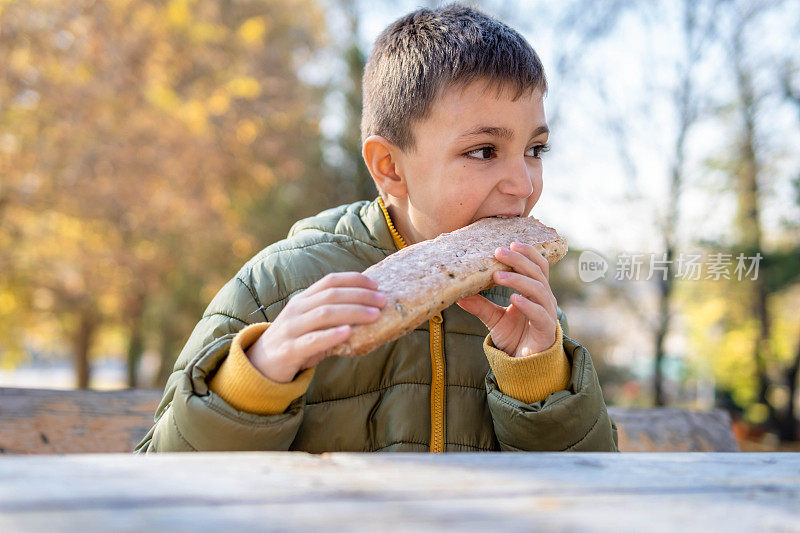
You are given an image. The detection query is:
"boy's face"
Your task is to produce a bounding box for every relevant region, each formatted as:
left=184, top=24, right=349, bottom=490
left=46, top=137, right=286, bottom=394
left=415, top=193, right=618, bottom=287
left=388, top=79, right=549, bottom=244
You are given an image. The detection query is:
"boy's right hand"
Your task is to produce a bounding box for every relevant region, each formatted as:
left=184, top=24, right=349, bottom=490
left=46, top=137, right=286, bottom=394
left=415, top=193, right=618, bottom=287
left=245, top=272, right=386, bottom=383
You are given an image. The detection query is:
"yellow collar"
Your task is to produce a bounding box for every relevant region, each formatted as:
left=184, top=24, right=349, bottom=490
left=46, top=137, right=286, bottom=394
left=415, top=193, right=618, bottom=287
left=377, top=197, right=407, bottom=250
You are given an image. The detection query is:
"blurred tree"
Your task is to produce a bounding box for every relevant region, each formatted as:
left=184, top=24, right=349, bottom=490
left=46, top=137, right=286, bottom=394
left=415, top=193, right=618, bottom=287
left=0, top=0, right=330, bottom=388
left=649, top=0, right=717, bottom=407
left=725, top=0, right=799, bottom=441
left=679, top=0, right=800, bottom=441
left=548, top=0, right=718, bottom=406
left=335, top=0, right=375, bottom=203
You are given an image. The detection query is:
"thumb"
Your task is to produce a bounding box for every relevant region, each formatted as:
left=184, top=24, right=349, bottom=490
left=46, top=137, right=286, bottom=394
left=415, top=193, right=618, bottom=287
left=456, top=294, right=505, bottom=330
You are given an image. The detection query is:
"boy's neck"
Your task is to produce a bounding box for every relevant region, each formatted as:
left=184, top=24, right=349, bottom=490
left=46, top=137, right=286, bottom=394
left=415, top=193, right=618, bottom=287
left=382, top=197, right=422, bottom=247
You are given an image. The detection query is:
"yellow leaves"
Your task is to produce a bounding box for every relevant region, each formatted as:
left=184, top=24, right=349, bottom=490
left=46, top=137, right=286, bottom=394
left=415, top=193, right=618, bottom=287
left=145, top=82, right=181, bottom=111
left=167, top=0, right=195, bottom=29
left=268, top=111, right=291, bottom=131
left=208, top=76, right=263, bottom=118
left=238, top=16, right=268, bottom=45
left=177, top=99, right=208, bottom=135
left=32, top=288, right=55, bottom=312
left=746, top=403, right=770, bottom=424
left=0, top=290, right=17, bottom=314
left=0, top=346, right=27, bottom=371
left=98, top=293, right=119, bottom=316
left=146, top=82, right=209, bottom=134
left=73, top=63, right=94, bottom=84
left=768, top=286, right=800, bottom=363
left=189, top=22, right=227, bottom=44
left=135, top=240, right=158, bottom=263
left=210, top=189, right=229, bottom=212
left=0, top=0, right=330, bottom=381
left=236, top=119, right=259, bottom=144
left=0, top=133, right=20, bottom=154
left=201, top=283, right=220, bottom=304
left=679, top=273, right=800, bottom=423
left=227, top=76, right=262, bottom=99
left=207, top=90, right=230, bottom=115
left=9, top=46, right=31, bottom=71
left=232, top=236, right=254, bottom=260
left=132, top=3, right=157, bottom=31
left=251, top=164, right=275, bottom=188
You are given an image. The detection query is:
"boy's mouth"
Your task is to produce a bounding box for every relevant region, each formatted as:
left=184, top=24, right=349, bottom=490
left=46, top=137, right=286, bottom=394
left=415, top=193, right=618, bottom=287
left=471, top=212, right=524, bottom=224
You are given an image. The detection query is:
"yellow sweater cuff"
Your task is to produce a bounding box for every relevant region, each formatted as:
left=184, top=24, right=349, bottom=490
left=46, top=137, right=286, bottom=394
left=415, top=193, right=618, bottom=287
left=208, top=322, right=315, bottom=415
left=483, top=321, right=571, bottom=404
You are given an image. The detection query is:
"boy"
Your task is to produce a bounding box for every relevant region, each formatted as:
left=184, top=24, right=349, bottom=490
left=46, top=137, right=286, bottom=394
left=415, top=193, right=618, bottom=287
left=135, top=4, right=618, bottom=453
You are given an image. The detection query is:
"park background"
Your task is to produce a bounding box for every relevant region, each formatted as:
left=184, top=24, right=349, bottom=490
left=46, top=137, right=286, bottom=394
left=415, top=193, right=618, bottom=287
left=0, top=0, right=798, bottom=450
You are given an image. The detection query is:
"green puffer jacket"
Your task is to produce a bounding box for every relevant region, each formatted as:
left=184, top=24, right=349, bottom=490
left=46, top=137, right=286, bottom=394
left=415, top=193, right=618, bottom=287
left=135, top=198, right=618, bottom=453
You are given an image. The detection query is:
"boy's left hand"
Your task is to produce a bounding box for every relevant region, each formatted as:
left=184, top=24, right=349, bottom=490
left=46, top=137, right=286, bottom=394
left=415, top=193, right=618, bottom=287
left=456, top=241, right=558, bottom=357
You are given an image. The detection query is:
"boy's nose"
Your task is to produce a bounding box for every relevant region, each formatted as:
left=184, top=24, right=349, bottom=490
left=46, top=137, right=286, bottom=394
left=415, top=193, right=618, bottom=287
left=499, top=158, right=534, bottom=199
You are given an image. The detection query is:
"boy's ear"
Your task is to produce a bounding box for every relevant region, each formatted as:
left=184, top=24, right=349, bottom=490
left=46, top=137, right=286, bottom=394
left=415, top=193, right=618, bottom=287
left=362, top=135, right=408, bottom=198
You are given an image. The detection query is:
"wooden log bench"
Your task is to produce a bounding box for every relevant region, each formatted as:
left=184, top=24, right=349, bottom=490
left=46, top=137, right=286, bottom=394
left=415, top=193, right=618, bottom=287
left=0, top=386, right=740, bottom=454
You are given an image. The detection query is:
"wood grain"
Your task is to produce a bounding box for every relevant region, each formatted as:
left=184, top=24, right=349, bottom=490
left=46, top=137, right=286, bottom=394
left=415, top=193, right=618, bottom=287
left=0, top=452, right=797, bottom=532
left=0, top=387, right=160, bottom=454
left=608, top=407, right=740, bottom=452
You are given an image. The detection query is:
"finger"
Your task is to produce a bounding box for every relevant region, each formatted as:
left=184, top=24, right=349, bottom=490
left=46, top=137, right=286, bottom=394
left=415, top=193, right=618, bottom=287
left=512, top=241, right=549, bottom=280
left=456, top=294, right=505, bottom=330
left=508, top=293, right=555, bottom=333
left=294, top=287, right=387, bottom=314
left=302, top=272, right=378, bottom=298
left=291, top=324, right=352, bottom=363
left=494, top=246, right=548, bottom=285
left=497, top=242, right=549, bottom=281
left=493, top=272, right=557, bottom=318
left=291, top=303, right=381, bottom=337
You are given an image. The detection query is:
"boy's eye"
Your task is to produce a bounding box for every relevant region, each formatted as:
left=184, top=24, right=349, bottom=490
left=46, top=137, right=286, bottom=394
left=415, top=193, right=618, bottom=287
left=465, top=146, right=496, bottom=160
left=526, top=143, right=551, bottom=159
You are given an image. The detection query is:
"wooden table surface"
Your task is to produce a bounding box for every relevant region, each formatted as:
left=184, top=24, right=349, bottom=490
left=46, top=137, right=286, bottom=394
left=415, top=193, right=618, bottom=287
left=1, top=452, right=798, bottom=532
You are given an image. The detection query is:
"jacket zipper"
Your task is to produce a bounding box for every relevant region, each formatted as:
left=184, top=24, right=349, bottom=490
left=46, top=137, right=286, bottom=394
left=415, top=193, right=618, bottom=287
left=428, top=312, right=445, bottom=453
left=378, top=197, right=446, bottom=453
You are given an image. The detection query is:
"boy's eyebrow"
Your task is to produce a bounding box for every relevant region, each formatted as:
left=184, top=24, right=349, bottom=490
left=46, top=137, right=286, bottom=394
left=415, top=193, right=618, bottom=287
left=457, top=124, right=550, bottom=141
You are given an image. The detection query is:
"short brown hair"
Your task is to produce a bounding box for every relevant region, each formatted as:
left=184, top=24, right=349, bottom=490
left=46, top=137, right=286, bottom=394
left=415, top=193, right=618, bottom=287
left=360, top=3, right=547, bottom=152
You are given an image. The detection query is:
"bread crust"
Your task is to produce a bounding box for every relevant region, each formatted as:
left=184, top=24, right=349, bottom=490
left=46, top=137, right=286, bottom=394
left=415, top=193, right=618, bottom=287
left=323, top=216, right=567, bottom=357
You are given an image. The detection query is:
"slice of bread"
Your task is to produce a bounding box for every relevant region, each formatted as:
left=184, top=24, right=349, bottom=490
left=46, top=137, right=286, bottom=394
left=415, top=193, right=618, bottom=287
left=324, top=216, right=567, bottom=357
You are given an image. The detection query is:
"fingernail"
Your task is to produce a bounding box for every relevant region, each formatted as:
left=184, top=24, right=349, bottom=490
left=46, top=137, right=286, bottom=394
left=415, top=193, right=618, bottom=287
left=496, top=271, right=508, bottom=279
left=337, top=325, right=350, bottom=333
left=495, top=247, right=503, bottom=256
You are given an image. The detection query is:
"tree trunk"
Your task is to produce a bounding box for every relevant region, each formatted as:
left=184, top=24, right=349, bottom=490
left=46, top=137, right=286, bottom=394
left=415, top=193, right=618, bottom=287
left=125, top=316, right=144, bottom=388
left=72, top=310, right=95, bottom=389
left=653, top=244, right=674, bottom=407
left=153, top=321, right=181, bottom=389
left=776, top=334, right=800, bottom=442
left=125, top=294, right=146, bottom=388
left=339, top=0, right=374, bottom=203
left=731, top=27, right=779, bottom=430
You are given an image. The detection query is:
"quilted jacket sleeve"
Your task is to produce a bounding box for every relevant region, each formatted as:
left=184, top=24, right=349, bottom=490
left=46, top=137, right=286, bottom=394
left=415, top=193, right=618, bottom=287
left=485, top=310, right=620, bottom=452
left=134, top=274, right=307, bottom=453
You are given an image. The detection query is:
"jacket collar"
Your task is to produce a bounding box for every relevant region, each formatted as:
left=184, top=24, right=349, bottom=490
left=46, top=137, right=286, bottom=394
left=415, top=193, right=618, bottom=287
left=360, top=197, right=405, bottom=254
left=377, top=197, right=407, bottom=250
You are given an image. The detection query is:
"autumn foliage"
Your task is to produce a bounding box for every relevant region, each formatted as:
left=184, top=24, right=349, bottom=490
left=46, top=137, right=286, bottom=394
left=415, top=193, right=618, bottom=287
left=0, top=0, right=334, bottom=387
